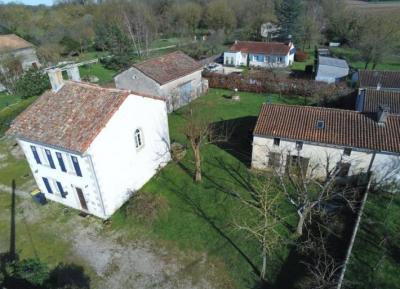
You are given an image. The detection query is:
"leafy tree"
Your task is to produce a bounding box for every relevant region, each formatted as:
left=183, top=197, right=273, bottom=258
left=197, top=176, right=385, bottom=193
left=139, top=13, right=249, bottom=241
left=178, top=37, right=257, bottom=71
left=205, top=0, right=236, bottom=33
left=14, top=69, right=50, bottom=99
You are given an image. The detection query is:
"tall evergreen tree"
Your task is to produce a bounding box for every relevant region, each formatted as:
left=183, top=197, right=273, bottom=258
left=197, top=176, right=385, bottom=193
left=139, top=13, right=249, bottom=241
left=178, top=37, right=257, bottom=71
left=276, top=0, right=303, bottom=41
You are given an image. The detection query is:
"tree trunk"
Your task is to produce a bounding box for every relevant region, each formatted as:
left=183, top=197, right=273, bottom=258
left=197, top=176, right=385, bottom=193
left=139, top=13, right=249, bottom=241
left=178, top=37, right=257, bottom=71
left=364, top=61, right=369, bottom=70
left=296, top=211, right=306, bottom=236
left=194, top=145, right=202, bottom=182
left=261, top=252, right=267, bottom=281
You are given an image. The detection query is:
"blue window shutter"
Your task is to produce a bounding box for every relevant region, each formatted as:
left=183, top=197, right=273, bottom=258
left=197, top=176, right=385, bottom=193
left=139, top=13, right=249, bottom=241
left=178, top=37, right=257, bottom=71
left=42, top=177, right=53, bottom=194
left=30, top=145, right=41, bottom=164
left=45, top=149, right=56, bottom=169
left=56, top=152, right=67, bottom=172
left=71, top=156, right=82, bottom=177
left=56, top=181, right=67, bottom=198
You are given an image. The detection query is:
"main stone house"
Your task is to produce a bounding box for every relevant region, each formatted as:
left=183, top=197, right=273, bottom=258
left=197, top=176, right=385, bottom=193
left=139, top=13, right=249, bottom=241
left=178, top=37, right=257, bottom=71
left=115, top=51, right=208, bottom=112
left=252, top=104, right=400, bottom=186
left=7, top=70, right=171, bottom=219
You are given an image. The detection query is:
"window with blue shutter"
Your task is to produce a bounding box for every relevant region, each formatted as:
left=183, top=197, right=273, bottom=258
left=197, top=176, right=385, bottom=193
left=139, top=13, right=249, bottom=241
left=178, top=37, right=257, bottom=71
left=56, top=152, right=66, bottom=172
left=56, top=181, right=67, bottom=198
left=71, top=156, right=82, bottom=177
left=42, top=177, right=53, bottom=194
left=45, top=149, right=56, bottom=169
left=30, top=145, right=41, bottom=164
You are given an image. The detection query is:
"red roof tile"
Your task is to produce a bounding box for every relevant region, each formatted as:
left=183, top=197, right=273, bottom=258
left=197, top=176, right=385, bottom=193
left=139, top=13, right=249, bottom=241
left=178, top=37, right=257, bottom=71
left=229, top=41, right=291, bottom=55
left=133, top=51, right=203, bottom=85
left=363, top=89, right=400, bottom=114
left=254, top=104, right=400, bottom=153
left=359, top=70, right=400, bottom=90
left=7, top=82, right=143, bottom=153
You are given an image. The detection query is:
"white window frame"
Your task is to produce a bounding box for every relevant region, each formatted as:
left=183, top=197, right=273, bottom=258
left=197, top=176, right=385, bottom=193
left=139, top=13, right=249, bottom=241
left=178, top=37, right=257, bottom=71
left=134, top=128, right=144, bottom=150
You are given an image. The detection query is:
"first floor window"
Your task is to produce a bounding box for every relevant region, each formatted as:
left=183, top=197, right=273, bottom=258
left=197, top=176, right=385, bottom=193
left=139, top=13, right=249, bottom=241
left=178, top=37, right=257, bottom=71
left=56, top=152, right=67, bottom=172
left=31, top=145, right=41, bottom=164
left=296, top=141, right=303, bottom=150
left=273, top=138, right=280, bottom=146
left=42, top=177, right=53, bottom=194
left=343, top=148, right=352, bottom=156
left=45, top=149, right=56, bottom=169
left=135, top=128, right=144, bottom=149
left=71, top=156, right=82, bottom=177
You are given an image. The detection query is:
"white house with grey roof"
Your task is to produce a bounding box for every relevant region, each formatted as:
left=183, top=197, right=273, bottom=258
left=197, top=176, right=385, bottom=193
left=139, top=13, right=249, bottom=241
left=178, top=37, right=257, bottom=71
left=315, top=56, right=349, bottom=84
left=7, top=69, right=171, bottom=219
left=252, top=104, right=400, bottom=187
left=115, top=51, right=207, bottom=112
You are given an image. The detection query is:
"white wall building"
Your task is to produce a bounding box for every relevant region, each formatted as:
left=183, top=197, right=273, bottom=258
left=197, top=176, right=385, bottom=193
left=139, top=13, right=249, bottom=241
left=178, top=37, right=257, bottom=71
left=252, top=104, right=400, bottom=187
left=115, top=51, right=208, bottom=112
left=7, top=70, right=171, bottom=219
left=224, top=41, right=295, bottom=68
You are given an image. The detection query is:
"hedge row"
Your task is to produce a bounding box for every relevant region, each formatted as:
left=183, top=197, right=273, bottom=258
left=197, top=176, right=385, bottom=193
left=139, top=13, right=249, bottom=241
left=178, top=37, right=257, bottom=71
left=203, top=71, right=353, bottom=104
left=0, top=96, right=38, bottom=136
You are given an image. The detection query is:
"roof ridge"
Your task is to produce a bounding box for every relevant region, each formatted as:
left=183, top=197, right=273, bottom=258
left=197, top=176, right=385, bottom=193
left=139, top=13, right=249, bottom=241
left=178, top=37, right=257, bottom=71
left=133, top=50, right=184, bottom=67
left=262, top=103, right=364, bottom=114
left=66, top=81, right=129, bottom=93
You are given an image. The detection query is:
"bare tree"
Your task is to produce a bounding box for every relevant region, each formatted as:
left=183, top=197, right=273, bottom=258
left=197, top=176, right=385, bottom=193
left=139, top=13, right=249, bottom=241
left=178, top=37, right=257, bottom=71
left=234, top=175, right=285, bottom=282
left=182, top=105, right=230, bottom=182
left=271, top=150, right=357, bottom=236
left=0, top=55, right=23, bottom=93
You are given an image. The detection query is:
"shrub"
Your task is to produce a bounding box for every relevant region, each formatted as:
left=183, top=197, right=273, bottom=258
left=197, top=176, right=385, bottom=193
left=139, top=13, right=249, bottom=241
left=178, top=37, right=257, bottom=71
left=125, top=192, right=169, bottom=225
left=295, top=50, right=309, bottom=62
left=11, top=258, right=50, bottom=286
left=14, top=69, right=50, bottom=99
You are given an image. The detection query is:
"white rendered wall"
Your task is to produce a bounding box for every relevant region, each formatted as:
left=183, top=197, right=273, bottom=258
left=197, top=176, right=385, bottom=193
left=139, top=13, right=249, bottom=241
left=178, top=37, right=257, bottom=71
left=17, top=139, right=106, bottom=218
left=251, top=135, right=399, bottom=185
left=86, top=94, right=171, bottom=217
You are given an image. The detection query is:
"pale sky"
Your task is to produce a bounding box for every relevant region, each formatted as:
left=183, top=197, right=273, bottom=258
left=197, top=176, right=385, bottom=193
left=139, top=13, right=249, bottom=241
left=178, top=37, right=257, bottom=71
left=2, top=0, right=53, bottom=5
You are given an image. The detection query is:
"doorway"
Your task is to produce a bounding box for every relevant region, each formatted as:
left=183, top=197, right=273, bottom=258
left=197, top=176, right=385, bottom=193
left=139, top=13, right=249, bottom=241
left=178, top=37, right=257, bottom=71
left=76, top=187, right=88, bottom=211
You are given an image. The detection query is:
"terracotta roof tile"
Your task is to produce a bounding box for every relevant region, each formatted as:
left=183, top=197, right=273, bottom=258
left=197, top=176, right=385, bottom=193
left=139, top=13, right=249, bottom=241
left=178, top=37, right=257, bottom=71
left=229, top=41, right=291, bottom=55
left=359, top=70, right=400, bottom=90
left=0, top=34, right=34, bottom=53
left=7, top=81, right=134, bottom=153
left=133, top=51, right=203, bottom=85
left=254, top=104, right=400, bottom=153
left=362, top=89, right=400, bottom=114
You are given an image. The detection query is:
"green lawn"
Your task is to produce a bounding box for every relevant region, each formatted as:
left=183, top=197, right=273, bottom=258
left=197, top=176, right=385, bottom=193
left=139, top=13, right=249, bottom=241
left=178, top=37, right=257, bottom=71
left=110, top=88, right=304, bottom=288
left=346, top=190, right=400, bottom=288
left=0, top=92, right=21, bottom=111
left=79, top=62, right=116, bottom=85
left=150, top=37, right=190, bottom=49
left=331, top=47, right=400, bottom=71
left=291, top=48, right=315, bottom=72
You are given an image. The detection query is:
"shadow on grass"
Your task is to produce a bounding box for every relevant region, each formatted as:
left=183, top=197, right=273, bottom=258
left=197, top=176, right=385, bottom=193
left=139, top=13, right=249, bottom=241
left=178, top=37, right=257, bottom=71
left=212, top=116, right=257, bottom=167
left=0, top=179, right=90, bottom=289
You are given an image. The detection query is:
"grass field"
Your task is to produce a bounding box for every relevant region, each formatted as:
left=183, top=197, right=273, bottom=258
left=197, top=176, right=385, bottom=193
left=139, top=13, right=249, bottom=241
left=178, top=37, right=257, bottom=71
left=345, top=190, right=400, bottom=288
left=331, top=47, right=400, bottom=71
left=110, top=89, right=304, bottom=288
left=0, top=92, right=21, bottom=111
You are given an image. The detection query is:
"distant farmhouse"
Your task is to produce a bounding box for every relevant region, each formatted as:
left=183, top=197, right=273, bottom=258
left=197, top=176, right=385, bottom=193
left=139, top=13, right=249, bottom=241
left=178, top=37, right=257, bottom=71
left=355, top=70, right=400, bottom=92
left=0, top=34, right=40, bottom=70
left=0, top=34, right=41, bottom=90
left=115, top=51, right=207, bottom=112
left=7, top=69, right=171, bottom=219
left=224, top=41, right=295, bottom=68
left=252, top=104, right=400, bottom=185
left=315, top=56, right=349, bottom=84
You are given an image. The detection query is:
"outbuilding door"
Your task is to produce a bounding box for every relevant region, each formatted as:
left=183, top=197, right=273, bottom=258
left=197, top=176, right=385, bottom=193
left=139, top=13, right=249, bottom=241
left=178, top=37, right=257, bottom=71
left=179, top=81, right=192, bottom=106
left=76, top=187, right=88, bottom=211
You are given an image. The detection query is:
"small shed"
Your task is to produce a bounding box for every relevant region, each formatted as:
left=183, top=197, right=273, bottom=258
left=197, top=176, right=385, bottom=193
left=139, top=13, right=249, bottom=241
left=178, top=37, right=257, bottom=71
left=315, top=56, right=349, bottom=84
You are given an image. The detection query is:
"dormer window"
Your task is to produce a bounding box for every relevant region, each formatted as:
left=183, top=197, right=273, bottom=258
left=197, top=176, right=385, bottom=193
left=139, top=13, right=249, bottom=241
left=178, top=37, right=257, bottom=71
left=316, top=120, right=325, bottom=129
left=135, top=128, right=144, bottom=149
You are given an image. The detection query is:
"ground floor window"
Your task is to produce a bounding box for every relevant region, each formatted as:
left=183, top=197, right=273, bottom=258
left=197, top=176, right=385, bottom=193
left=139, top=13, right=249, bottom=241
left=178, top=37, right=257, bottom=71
left=286, top=155, right=310, bottom=175
left=268, top=152, right=281, bottom=169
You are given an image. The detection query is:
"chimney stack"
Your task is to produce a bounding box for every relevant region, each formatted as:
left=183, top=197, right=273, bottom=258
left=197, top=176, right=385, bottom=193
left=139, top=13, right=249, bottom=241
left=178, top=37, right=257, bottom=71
left=377, top=105, right=389, bottom=125
left=66, top=65, right=81, bottom=82
left=47, top=68, right=64, bottom=92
